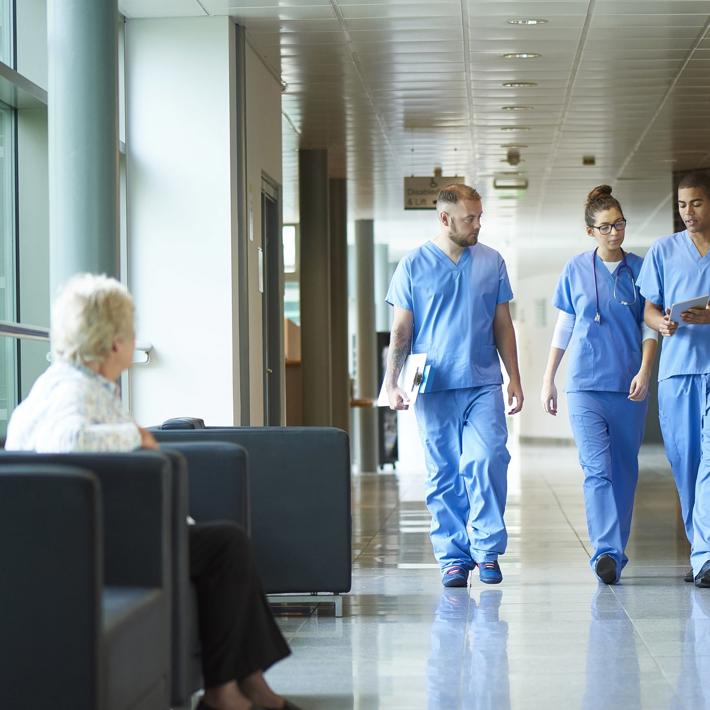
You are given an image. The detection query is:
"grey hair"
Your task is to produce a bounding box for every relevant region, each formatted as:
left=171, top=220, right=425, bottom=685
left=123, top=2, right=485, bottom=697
left=51, top=274, right=135, bottom=365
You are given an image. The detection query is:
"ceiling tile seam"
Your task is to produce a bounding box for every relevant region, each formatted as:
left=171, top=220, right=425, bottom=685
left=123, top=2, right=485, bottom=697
left=614, top=15, right=710, bottom=180
left=194, top=0, right=208, bottom=16
left=245, top=34, right=287, bottom=91
left=329, top=0, right=398, bottom=164
left=460, top=0, right=478, bottom=182
left=282, top=110, right=301, bottom=138
left=533, top=0, right=597, bottom=234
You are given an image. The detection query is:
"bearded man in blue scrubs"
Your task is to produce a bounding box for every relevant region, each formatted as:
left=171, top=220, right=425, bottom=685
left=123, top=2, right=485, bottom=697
left=384, top=184, right=524, bottom=587
left=637, top=171, right=710, bottom=588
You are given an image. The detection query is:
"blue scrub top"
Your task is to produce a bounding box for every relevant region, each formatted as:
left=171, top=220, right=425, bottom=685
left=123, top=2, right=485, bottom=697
left=553, top=250, right=646, bottom=393
left=636, top=230, right=710, bottom=381
left=385, top=241, right=513, bottom=392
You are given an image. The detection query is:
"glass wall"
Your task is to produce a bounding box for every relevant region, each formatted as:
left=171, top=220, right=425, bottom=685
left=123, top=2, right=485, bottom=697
left=0, top=0, right=12, bottom=66
left=0, top=102, right=17, bottom=434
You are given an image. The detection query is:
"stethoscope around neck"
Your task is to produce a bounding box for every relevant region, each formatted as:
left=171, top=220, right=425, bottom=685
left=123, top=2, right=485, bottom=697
left=592, top=247, right=637, bottom=324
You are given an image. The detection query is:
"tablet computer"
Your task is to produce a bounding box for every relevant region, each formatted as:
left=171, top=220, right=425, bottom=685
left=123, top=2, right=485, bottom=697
left=669, top=295, right=709, bottom=324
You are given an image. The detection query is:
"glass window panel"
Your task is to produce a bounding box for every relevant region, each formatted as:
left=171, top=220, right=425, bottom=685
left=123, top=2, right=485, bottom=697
left=284, top=281, right=300, bottom=325
left=0, top=102, right=16, bottom=436
left=0, top=0, right=12, bottom=66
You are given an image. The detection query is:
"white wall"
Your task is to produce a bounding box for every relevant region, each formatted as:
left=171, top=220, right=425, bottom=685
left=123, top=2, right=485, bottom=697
left=244, top=43, right=283, bottom=424
left=125, top=17, right=240, bottom=426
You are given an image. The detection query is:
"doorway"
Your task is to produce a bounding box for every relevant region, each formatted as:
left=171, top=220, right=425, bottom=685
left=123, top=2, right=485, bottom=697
left=261, top=175, right=283, bottom=425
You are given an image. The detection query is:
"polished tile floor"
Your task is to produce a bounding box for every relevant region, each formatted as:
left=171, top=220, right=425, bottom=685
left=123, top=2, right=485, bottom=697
left=266, top=443, right=710, bottom=710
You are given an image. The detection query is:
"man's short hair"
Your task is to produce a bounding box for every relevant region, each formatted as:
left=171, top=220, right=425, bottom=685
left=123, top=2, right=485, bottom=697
left=678, top=170, right=710, bottom=199
left=51, top=273, right=135, bottom=365
left=436, top=184, right=481, bottom=212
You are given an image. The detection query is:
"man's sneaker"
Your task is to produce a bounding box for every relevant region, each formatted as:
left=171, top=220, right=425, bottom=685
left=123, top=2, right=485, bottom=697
left=595, top=555, right=618, bottom=585
left=478, top=561, right=503, bottom=585
left=442, top=566, right=469, bottom=588
left=695, top=560, right=710, bottom=588
left=685, top=568, right=694, bottom=583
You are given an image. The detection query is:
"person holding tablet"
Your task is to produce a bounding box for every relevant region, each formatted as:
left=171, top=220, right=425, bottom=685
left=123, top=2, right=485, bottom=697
left=637, top=171, right=710, bottom=588
left=541, top=185, right=658, bottom=584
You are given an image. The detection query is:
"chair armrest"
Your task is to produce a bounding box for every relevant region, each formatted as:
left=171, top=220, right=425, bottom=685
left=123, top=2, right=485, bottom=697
left=0, top=465, right=102, bottom=708
left=0, top=451, right=171, bottom=589
left=155, top=440, right=250, bottom=531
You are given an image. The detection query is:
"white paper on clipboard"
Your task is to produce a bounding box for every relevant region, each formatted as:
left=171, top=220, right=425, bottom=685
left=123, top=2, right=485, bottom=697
left=377, top=353, right=428, bottom=407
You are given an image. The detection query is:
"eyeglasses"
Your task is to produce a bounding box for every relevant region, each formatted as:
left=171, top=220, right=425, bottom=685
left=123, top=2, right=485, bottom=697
left=591, top=219, right=627, bottom=235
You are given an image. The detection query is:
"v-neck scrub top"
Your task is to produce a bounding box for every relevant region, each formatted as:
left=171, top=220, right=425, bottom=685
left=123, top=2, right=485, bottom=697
left=553, top=250, right=646, bottom=393
left=636, top=230, right=710, bottom=381
left=385, top=241, right=513, bottom=392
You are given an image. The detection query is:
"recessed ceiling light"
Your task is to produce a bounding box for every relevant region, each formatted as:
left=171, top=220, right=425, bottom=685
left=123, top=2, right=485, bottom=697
left=500, top=126, right=530, bottom=131
left=502, top=81, right=538, bottom=88
left=501, top=106, right=534, bottom=111
left=508, top=18, right=548, bottom=25
left=503, top=52, right=541, bottom=59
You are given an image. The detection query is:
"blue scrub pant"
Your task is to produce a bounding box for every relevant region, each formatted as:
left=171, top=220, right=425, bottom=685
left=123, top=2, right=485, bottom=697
left=414, top=385, right=510, bottom=571
left=658, top=374, right=710, bottom=576
left=567, top=391, right=647, bottom=575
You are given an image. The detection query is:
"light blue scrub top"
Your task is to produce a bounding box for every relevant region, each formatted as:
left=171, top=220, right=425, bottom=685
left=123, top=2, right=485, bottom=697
left=636, top=230, right=710, bottom=381
left=385, top=241, right=513, bottom=392
left=553, top=250, right=646, bottom=393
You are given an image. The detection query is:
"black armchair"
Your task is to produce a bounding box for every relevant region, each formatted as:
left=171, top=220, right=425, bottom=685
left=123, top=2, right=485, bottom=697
left=0, top=455, right=171, bottom=710
left=154, top=425, right=352, bottom=600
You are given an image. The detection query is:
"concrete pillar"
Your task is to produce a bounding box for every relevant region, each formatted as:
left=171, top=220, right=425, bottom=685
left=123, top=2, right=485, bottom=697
left=374, top=243, right=390, bottom=332
left=48, top=0, right=119, bottom=291
left=330, top=178, right=349, bottom=433
left=355, top=219, right=378, bottom=472
left=299, top=149, right=332, bottom=425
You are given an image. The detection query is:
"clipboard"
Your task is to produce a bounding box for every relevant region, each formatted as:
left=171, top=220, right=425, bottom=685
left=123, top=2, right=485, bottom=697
left=377, top=353, right=429, bottom=407
left=669, top=294, right=709, bottom=324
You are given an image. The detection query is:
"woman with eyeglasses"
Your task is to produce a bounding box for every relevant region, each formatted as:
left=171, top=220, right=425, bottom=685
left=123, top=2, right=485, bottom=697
left=540, top=185, right=658, bottom=584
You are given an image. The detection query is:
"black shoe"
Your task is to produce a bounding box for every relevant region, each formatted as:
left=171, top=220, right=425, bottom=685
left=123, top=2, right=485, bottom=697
left=695, top=560, right=710, bottom=588
left=595, top=555, right=617, bottom=585
left=685, top=568, right=694, bottom=583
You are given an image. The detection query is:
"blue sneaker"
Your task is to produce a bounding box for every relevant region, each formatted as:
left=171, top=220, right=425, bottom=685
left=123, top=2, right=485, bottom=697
left=478, top=561, right=503, bottom=585
left=442, top=565, right=469, bottom=588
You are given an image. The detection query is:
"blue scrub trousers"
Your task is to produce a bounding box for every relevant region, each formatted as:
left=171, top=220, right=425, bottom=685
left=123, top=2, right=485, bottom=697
left=567, top=391, right=648, bottom=575
left=658, top=374, right=710, bottom=576
left=414, top=385, right=510, bottom=571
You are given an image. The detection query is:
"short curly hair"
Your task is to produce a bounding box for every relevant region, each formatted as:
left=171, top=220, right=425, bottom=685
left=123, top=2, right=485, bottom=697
left=51, top=274, right=135, bottom=365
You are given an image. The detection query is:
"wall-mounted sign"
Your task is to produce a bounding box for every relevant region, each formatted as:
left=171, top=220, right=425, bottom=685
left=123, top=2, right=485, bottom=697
left=404, top=176, right=465, bottom=210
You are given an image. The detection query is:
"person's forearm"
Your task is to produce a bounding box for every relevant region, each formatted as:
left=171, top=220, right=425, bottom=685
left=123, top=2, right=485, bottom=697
left=639, top=336, right=658, bottom=375
left=644, top=301, right=665, bottom=331
left=495, top=323, right=521, bottom=382
left=543, top=347, right=565, bottom=384
left=385, top=326, right=411, bottom=388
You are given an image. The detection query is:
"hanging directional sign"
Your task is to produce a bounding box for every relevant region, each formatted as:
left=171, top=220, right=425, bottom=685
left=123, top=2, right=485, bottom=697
left=403, top=176, right=465, bottom=210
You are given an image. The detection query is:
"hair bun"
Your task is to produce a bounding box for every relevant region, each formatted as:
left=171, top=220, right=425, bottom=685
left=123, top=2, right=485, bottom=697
left=586, top=184, right=612, bottom=205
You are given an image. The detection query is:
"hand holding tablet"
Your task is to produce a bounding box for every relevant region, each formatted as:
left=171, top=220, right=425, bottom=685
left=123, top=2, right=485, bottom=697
left=669, top=295, right=710, bottom=325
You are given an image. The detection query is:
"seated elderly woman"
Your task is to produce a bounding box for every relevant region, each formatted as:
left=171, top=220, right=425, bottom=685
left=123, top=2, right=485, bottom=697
left=5, top=274, right=300, bottom=710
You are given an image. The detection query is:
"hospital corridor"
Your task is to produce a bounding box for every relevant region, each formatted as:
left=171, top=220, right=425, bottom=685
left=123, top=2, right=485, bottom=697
left=266, top=443, right=707, bottom=710
left=2, top=1, right=710, bottom=709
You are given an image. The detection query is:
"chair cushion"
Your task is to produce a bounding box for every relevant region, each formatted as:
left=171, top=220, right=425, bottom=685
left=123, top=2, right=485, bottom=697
left=102, top=587, right=167, bottom=710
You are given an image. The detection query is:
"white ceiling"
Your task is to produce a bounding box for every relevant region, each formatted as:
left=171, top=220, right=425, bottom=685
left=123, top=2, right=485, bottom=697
left=119, top=0, right=710, bottom=256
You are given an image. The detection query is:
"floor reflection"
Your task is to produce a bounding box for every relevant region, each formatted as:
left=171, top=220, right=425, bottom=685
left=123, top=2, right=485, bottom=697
left=428, top=589, right=510, bottom=710
left=583, top=587, right=641, bottom=710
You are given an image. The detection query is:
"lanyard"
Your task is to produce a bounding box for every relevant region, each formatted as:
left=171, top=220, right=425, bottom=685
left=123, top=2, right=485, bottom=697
left=592, top=247, right=634, bottom=324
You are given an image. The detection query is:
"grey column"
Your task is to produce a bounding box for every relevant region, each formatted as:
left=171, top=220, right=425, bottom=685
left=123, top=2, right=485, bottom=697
left=355, top=219, right=378, bottom=472
left=299, top=149, right=332, bottom=426
left=374, top=243, right=390, bottom=332
left=330, top=178, right=349, bottom=433
left=48, top=0, right=119, bottom=292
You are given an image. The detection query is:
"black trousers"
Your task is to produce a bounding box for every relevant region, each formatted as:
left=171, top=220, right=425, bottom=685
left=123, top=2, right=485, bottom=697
left=189, top=521, right=291, bottom=688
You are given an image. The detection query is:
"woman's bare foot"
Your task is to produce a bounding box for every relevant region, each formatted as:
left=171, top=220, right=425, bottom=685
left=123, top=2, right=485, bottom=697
left=239, top=671, right=285, bottom=709
left=202, top=680, right=254, bottom=710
